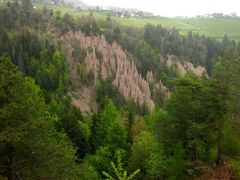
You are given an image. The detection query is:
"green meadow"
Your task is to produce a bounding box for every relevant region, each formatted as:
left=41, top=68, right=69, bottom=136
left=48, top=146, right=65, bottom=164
left=36, top=4, right=240, bottom=41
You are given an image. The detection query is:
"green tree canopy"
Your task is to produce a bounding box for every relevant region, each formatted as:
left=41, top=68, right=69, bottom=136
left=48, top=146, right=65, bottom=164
left=0, top=56, right=81, bottom=179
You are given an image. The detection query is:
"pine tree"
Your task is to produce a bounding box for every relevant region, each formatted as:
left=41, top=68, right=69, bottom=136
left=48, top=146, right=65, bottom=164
left=0, top=56, right=81, bottom=179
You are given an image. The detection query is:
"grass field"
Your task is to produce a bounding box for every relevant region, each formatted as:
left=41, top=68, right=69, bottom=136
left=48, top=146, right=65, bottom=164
left=114, top=17, right=240, bottom=40
left=36, top=4, right=240, bottom=41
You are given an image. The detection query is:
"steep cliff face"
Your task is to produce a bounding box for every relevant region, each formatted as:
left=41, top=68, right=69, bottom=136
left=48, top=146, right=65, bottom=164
left=166, top=55, right=207, bottom=76
left=61, top=31, right=207, bottom=115
left=62, top=31, right=156, bottom=113
left=146, top=70, right=169, bottom=97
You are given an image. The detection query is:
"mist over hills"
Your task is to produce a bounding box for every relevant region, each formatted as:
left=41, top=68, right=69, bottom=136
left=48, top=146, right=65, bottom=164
left=79, top=0, right=239, bottom=17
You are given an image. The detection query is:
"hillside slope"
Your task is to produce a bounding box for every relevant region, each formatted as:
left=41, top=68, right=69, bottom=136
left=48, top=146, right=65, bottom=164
left=60, top=30, right=207, bottom=114
left=35, top=3, right=240, bottom=40
left=62, top=31, right=155, bottom=113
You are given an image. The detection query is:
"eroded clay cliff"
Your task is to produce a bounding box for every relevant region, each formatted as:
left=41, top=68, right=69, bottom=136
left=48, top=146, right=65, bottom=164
left=62, top=31, right=156, bottom=113
left=166, top=55, right=207, bottom=76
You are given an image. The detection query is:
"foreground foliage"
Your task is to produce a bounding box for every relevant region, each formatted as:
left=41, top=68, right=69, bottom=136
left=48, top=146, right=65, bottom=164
left=0, top=56, right=81, bottom=179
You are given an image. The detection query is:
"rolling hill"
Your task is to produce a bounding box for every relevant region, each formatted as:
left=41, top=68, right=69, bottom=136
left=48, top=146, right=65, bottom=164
left=35, top=3, right=240, bottom=41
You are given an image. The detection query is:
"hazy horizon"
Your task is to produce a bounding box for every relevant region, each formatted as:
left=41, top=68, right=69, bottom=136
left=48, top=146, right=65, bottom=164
left=83, top=0, right=240, bottom=17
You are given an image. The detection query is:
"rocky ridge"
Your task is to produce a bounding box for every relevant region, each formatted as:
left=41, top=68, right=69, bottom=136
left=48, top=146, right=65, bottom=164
left=166, top=55, right=207, bottom=76
left=62, top=31, right=156, bottom=113
left=146, top=70, right=169, bottom=97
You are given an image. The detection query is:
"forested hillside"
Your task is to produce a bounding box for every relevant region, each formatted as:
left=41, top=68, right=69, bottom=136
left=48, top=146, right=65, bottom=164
left=0, top=0, right=240, bottom=179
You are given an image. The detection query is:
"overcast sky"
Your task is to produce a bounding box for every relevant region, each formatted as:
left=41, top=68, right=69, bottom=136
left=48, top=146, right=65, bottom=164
left=84, top=0, right=240, bottom=17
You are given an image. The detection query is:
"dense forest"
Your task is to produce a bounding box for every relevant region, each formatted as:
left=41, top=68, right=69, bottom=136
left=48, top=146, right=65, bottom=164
left=0, top=0, right=240, bottom=179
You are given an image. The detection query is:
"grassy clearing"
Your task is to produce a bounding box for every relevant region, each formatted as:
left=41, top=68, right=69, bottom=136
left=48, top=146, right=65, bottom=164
left=36, top=4, right=240, bottom=41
